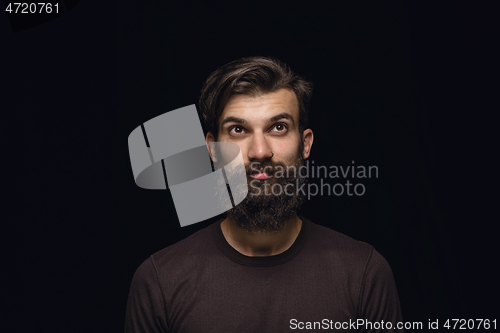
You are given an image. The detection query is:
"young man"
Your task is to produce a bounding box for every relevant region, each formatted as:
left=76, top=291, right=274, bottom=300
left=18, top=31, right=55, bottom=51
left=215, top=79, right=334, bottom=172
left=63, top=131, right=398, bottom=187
left=125, top=57, right=404, bottom=332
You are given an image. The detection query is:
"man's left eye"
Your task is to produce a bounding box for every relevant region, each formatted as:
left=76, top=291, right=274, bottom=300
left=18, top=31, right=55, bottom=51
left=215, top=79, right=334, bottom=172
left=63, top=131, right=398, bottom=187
left=270, top=123, right=288, bottom=133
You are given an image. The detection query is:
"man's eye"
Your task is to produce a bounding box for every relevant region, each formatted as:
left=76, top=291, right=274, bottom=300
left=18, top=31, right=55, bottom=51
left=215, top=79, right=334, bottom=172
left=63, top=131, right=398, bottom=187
left=270, top=123, right=288, bottom=133
left=229, top=126, right=246, bottom=134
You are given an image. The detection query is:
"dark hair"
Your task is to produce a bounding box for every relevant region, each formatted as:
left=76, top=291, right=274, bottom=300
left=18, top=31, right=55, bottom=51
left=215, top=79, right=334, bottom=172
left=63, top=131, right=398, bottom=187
left=198, top=56, right=313, bottom=139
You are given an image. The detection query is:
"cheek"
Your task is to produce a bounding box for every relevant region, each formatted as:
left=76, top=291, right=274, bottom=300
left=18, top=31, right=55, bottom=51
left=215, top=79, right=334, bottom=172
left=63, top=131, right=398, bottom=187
left=273, top=138, right=301, bottom=161
left=235, top=144, right=251, bottom=164
left=213, top=136, right=250, bottom=164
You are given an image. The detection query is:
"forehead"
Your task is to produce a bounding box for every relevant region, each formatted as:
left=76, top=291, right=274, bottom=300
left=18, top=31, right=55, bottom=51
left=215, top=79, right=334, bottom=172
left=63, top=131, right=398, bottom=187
left=219, top=88, right=299, bottom=126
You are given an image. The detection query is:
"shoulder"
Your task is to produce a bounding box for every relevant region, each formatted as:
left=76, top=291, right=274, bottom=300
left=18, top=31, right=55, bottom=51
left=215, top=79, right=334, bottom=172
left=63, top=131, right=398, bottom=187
left=135, top=222, right=218, bottom=280
left=304, top=218, right=374, bottom=264
left=302, top=218, right=395, bottom=277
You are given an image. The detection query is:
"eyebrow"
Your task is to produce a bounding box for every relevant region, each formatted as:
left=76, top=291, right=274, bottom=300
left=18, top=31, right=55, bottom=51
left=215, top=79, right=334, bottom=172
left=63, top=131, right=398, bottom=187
left=219, top=112, right=296, bottom=130
left=220, top=116, right=247, bottom=129
left=269, top=112, right=295, bottom=125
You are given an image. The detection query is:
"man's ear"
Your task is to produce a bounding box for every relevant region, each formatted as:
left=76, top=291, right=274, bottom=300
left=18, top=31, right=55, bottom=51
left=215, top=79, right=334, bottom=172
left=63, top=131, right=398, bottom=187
left=206, top=132, right=217, bottom=162
left=302, top=129, right=314, bottom=159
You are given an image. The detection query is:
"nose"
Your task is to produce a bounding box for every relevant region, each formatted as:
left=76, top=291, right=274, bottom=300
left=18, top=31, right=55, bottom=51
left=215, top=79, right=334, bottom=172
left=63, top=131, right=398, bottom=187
left=247, top=132, right=273, bottom=162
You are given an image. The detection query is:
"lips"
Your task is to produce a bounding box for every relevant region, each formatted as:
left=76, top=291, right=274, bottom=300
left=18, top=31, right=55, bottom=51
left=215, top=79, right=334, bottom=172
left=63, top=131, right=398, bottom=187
left=250, top=171, right=270, bottom=180
left=250, top=167, right=271, bottom=180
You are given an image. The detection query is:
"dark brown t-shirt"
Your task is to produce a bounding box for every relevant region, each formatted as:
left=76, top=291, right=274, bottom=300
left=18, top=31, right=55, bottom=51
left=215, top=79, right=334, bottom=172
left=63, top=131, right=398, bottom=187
left=125, top=217, right=404, bottom=332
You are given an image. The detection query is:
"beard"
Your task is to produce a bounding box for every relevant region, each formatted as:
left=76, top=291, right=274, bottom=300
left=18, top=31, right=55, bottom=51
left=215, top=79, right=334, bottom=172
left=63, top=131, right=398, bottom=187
left=225, top=143, right=307, bottom=233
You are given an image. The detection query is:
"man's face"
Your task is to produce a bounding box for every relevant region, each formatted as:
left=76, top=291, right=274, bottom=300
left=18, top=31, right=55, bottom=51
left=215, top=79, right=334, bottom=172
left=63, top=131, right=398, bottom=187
left=206, top=88, right=313, bottom=232
left=216, top=88, right=308, bottom=165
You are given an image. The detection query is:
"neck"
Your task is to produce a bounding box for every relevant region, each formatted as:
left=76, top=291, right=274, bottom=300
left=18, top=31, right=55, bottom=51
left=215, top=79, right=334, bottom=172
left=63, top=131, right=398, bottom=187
left=221, top=214, right=302, bottom=257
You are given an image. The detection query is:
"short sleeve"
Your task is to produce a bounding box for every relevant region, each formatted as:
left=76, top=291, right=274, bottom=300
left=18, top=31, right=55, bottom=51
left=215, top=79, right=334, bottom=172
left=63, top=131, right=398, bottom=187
left=125, top=256, right=169, bottom=333
left=357, top=247, right=404, bottom=333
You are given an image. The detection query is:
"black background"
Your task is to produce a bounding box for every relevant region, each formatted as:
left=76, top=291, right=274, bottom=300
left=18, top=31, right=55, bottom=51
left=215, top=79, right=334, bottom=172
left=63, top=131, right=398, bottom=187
left=3, top=1, right=497, bottom=332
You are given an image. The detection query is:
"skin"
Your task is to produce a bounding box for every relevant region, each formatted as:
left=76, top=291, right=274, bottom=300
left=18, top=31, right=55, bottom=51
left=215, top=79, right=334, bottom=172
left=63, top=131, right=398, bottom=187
left=206, top=88, right=314, bottom=256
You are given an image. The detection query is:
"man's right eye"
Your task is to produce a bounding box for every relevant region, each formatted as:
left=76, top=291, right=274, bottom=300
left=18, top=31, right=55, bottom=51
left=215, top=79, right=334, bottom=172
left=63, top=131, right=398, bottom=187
left=229, top=126, right=246, bottom=135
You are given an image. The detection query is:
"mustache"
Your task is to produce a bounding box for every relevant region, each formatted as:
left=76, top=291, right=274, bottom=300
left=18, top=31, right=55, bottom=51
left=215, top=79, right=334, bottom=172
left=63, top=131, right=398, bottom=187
left=245, top=160, right=297, bottom=178
left=246, top=161, right=281, bottom=176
